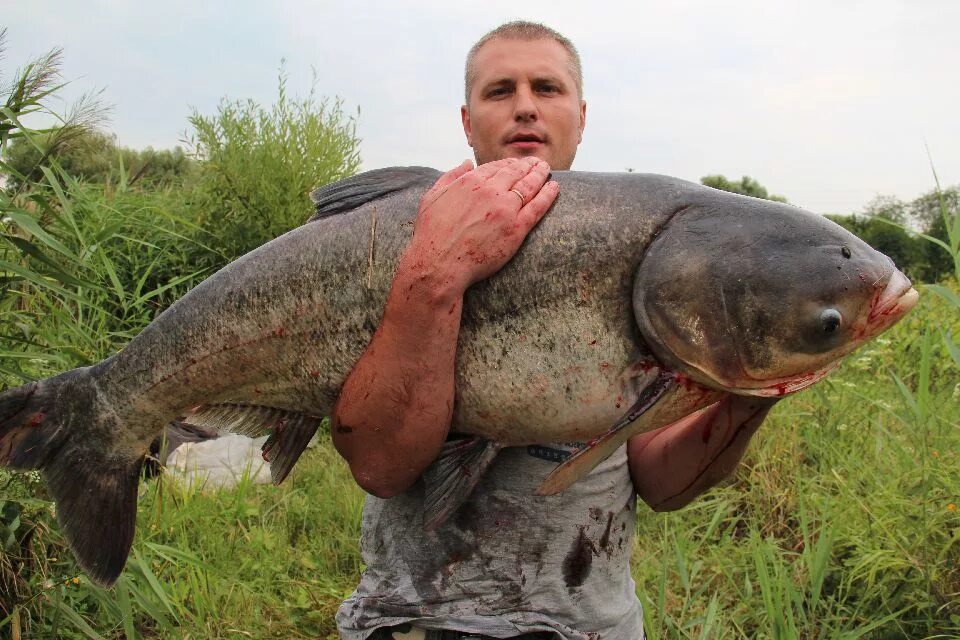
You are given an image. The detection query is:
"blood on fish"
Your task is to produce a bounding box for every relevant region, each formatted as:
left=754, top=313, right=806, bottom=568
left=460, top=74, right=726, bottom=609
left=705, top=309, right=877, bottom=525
left=675, top=374, right=696, bottom=390
left=309, top=370, right=321, bottom=378
left=274, top=327, right=285, bottom=337
left=28, top=412, right=44, bottom=427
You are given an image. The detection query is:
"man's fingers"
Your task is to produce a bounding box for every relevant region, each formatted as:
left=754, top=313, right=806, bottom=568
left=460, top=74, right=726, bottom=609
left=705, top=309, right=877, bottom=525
left=486, top=156, right=544, bottom=192
left=434, top=159, right=474, bottom=191
left=423, top=157, right=549, bottom=219
left=474, top=156, right=541, bottom=186
left=422, top=159, right=474, bottom=207
left=518, top=180, right=560, bottom=228
left=507, top=159, right=551, bottom=205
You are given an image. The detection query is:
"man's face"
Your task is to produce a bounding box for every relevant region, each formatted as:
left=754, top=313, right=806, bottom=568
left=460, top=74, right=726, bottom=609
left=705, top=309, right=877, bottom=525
left=462, top=37, right=586, bottom=170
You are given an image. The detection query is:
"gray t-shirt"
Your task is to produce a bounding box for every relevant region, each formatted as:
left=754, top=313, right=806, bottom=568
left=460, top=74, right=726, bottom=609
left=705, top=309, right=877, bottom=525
left=337, top=443, right=644, bottom=639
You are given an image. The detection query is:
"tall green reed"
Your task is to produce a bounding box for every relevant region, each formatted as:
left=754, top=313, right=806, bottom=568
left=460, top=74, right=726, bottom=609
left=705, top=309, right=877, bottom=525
left=1, top=31, right=211, bottom=639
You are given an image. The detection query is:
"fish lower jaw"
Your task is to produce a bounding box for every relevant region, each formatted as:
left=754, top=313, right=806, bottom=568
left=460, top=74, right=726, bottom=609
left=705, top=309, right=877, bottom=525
left=725, top=363, right=840, bottom=398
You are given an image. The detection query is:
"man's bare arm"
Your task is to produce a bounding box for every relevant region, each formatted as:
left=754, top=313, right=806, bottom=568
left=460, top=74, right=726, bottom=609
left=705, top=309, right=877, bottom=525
left=627, top=396, right=779, bottom=511
left=332, top=157, right=558, bottom=498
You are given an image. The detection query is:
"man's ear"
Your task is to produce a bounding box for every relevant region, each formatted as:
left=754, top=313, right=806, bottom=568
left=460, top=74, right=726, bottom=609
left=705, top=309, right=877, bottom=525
left=578, top=100, right=587, bottom=143
left=461, top=105, right=474, bottom=147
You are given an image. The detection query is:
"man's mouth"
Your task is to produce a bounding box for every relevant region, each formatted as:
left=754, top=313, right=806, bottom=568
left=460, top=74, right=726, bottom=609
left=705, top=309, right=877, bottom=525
left=506, top=132, right=546, bottom=149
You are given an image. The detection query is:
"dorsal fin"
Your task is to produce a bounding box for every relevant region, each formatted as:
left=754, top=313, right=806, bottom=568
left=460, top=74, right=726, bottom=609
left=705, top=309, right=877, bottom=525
left=307, top=166, right=441, bottom=222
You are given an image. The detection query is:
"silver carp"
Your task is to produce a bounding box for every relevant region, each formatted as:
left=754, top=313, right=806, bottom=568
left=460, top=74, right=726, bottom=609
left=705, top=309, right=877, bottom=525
left=0, top=168, right=918, bottom=585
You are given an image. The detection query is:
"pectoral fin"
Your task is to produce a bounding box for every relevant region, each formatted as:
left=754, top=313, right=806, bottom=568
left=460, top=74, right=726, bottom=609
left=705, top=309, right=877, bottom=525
left=422, top=437, right=502, bottom=530
left=536, top=371, right=724, bottom=496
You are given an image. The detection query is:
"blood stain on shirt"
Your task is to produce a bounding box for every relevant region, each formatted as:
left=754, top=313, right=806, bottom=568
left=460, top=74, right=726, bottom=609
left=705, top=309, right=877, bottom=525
left=562, top=527, right=597, bottom=590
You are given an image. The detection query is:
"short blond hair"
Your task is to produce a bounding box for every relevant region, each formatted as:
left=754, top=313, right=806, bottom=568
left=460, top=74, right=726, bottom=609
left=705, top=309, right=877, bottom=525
left=464, top=21, right=583, bottom=103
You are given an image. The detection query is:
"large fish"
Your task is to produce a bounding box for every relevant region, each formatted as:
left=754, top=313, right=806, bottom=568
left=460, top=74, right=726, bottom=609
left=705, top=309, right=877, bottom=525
left=0, top=168, right=918, bottom=586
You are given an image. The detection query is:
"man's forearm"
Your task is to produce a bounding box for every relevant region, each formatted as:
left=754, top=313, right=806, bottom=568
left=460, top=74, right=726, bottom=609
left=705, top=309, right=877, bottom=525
left=331, top=158, right=556, bottom=497
left=627, top=396, right=779, bottom=511
left=332, top=259, right=464, bottom=498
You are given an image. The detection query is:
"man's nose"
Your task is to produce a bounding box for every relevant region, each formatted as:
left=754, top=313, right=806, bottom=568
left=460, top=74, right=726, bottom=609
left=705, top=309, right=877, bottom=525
left=513, top=85, right=538, bottom=122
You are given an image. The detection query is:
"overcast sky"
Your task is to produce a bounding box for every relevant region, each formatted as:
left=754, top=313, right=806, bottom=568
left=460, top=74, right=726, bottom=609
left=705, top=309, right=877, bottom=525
left=4, top=0, right=958, bottom=214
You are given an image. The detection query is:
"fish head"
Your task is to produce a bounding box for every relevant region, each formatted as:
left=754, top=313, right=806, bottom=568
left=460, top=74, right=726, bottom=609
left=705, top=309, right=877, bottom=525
left=633, top=193, right=919, bottom=397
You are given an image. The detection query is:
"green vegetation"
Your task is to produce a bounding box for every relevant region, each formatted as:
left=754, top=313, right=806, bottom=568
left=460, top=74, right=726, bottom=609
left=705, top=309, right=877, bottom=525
left=3, top=129, right=196, bottom=191
left=184, top=67, right=361, bottom=270
left=826, top=189, right=958, bottom=285
left=2, top=32, right=958, bottom=640
left=700, top=174, right=788, bottom=203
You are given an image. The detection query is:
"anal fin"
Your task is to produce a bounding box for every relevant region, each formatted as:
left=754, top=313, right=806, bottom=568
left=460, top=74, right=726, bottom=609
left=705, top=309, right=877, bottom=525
left=422, top=437, right=501, bottom=531
left=260, top=413, right=321, bottom=484
left=536, top=371, right=725, bottom=496
left=181, top=403, right=322, bottom=484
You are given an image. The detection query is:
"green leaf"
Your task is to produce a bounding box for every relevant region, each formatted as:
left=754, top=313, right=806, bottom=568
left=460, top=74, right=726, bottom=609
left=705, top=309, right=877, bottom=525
left=890, top=371, right=920, bottom=418
left=0, top=258, right=88, bottom=304
left=5, top=236, right=102, bottom=289
left=940, top=329, right=960, bottom=368
left=697, top=592, right=720, bottom=640
left=3, top=210, right=78, bottom=261
left=132, top=271, right=203, bottom=307
left=49, top=597, right=104, bottom=640
left=142, top=541, right=207, bottom=567
left=38, top=165, right=81, bottom=237
left=925, top=284, right=960, bottom=309
left=115, top=577, right=137, bottom=640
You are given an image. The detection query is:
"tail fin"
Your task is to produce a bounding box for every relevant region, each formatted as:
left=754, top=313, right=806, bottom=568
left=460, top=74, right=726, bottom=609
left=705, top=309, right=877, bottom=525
left=0, top=370, right=144, bottom=587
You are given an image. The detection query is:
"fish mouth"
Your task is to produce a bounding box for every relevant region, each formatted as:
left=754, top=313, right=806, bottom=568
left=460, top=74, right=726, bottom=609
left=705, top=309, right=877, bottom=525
left=868, top=269, right=919, bottom=325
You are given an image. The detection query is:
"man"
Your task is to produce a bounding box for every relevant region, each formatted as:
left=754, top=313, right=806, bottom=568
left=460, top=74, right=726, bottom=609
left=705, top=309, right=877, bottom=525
left=334, top=21, right=766, bottom=640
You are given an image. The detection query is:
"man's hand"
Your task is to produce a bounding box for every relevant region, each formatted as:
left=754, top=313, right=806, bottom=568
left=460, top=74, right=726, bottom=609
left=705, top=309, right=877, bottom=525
left=628, top=395, right=779, bottom=511
left=332, top=158, right=558, bottom=498
left=402, top=157, right=558, bottom=292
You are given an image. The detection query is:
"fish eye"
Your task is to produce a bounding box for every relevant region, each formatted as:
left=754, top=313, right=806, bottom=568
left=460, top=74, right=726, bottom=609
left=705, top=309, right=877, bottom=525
left=820, top=308, right=842, bottom=334
left=841, top=246, right=851, bottom=259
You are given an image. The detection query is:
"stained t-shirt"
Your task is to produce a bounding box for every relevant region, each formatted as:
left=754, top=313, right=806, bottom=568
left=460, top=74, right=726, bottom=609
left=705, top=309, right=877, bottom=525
left=336, top=443, right=644, bottom=639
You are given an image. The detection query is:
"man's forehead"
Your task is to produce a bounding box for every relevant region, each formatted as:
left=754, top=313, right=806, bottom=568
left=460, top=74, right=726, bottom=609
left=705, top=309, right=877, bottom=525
left=471, top=37, right=575, bottom=83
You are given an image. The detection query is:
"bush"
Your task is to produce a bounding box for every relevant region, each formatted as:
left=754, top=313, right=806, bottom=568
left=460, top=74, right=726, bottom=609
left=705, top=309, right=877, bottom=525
left=185, top=68, right=361, bottom=270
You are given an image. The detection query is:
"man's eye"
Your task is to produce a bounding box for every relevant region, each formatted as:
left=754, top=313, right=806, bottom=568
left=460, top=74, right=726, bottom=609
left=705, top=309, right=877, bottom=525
left=538, top=84, right=559, bottom=94
left=487, top=87, right=510, bottom=98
